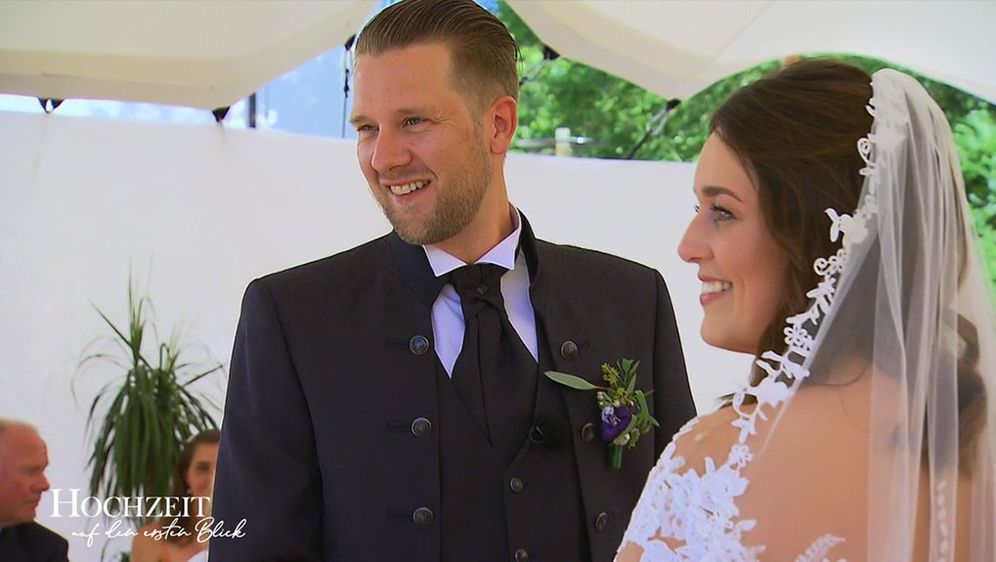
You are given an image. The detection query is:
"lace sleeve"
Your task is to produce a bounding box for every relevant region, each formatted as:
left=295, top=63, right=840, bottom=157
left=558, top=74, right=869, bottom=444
left=616, top=414, right=770, bottom=562
left=616, top=418, right=697, bottom=559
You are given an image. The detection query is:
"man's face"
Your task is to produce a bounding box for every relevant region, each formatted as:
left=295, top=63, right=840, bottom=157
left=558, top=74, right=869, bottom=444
left=0, top=426, right=50, bottom=527
left=350, top=41, right=493, bottom=245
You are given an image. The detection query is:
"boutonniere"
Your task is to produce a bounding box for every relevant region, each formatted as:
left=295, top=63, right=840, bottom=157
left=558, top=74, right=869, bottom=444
left=545, top=359, right=658, bottom=469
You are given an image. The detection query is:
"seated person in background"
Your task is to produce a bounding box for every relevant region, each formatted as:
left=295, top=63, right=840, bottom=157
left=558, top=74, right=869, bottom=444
left=131, top=429, right=219, bottom=562
left=0, top=418, right=69, bottom=562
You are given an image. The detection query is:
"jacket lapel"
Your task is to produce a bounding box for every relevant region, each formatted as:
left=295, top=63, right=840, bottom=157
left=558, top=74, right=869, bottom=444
left=520, top=215, right=603, bottom=425
left=388, top=232, right=447, bottom=310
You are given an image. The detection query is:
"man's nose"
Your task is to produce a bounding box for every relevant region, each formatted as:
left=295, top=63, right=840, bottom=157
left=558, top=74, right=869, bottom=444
left=370, top=129, right=412, bottom=172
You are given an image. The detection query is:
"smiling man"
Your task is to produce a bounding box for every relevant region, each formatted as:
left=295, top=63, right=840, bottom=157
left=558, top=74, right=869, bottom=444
left=211, top=1, right=694, bottom=561
left=0, top=419, right=68, bottom=562
left=350, top=40, right=509, bottom=262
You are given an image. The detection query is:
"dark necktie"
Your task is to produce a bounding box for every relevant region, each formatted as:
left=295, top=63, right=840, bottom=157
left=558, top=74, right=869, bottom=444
left=449, top=263, right=537, bottom=463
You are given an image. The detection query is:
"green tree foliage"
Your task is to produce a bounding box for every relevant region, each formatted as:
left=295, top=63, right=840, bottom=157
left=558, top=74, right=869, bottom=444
left=498, top=1, right=996, bottom=288
left=956, top=110, right=996, bottom=287
left=500, top=1, right=778, bottom=161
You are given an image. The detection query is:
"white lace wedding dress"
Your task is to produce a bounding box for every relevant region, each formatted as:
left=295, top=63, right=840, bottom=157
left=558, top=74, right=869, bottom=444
left=617, top=413, right=847, bottom=562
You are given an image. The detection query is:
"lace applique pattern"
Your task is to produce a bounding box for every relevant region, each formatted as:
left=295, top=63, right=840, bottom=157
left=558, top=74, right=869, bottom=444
left=619, top=418, right=765, bottom=561
left=616, top=90, right=894, bottom=561
left=794, top=534, right=846, bottom=562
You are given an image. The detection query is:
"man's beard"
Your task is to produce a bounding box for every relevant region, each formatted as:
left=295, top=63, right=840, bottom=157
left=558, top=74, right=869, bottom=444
left=380, top=141, right=493, bottom=246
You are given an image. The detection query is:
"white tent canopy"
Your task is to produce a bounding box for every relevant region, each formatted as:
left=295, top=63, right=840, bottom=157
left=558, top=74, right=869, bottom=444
left=507, top=0, right=996, bottom=104
left=1, top=0, right=993, bottom=110
left=0, top=0, right=375, bottom=110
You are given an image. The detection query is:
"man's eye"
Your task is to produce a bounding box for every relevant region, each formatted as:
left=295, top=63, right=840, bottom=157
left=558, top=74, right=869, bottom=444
left=403, top=117, right=424, bottom=127
left=355, top=124, right=376, bottom=134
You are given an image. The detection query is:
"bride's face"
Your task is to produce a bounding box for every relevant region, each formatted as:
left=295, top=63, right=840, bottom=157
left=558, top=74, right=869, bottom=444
left=679, top=133, right=788, bottom=354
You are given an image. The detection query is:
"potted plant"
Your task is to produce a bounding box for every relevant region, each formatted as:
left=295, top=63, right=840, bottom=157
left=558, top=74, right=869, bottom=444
left=76, top=279, right=223, bottom=508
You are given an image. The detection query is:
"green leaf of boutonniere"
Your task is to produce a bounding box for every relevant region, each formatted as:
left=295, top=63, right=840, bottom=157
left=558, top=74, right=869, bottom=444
left=625, top=369, right=637, bottom=395
left=634, top=391, right=660, bottom=428
left=545, top=371, right=602, bottom=391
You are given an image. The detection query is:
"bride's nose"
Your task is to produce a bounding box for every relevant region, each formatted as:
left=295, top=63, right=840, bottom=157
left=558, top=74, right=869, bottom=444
left=678, top=216, right=709, bottom=263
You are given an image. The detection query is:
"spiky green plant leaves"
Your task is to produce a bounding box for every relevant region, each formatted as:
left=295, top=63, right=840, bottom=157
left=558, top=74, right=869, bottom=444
left=77, top=279, right=222, bottom=516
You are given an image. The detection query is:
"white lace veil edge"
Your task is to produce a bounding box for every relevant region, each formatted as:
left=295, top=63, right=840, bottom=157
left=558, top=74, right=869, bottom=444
left=732, top=69, right=996, bottom=561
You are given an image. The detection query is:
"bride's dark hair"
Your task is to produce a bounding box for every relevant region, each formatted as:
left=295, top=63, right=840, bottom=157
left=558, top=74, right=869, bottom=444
left=711, top=58, right=985, bottom=472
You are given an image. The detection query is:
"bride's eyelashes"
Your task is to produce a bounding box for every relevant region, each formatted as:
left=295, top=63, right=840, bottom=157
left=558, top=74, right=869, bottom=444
left=710, top=204, right=736, bottom=222
left=693, top=203, right=737, bottom=223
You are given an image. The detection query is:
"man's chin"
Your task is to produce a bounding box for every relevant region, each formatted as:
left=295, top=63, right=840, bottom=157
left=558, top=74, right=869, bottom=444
left=395, top=229, right=437, bottom=246
left=3, top=512, right=37, bottom=527
left=392, top=221, right=453, bottom=247
left=21, top=505, right=39, bottom=522
left=383, top=209, right=425, bottom=245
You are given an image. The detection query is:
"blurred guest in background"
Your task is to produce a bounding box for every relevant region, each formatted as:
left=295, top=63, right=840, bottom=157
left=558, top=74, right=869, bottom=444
left=132, top=429, right=219, bottom=562
left=0, top=418, right=69, bottom=562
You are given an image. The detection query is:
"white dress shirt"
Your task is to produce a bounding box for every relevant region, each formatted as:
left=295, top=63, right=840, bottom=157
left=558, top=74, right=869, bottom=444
left=424, top=207, right=538, bottom=376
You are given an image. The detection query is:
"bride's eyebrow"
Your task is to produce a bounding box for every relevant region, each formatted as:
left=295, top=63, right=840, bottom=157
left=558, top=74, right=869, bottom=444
left=700, top=185, right=743, bottom=202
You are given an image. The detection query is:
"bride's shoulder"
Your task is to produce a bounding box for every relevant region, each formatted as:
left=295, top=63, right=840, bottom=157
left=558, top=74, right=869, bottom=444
left=666, top=403, right=748, bottom=469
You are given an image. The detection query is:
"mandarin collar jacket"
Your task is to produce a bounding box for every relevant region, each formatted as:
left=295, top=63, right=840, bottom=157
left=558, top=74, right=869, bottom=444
left=212, top=213, right=695, bottom=562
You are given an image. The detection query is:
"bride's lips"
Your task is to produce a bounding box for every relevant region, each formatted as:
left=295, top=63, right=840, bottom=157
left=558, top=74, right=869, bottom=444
left=698, top=275, right=732, bottom=306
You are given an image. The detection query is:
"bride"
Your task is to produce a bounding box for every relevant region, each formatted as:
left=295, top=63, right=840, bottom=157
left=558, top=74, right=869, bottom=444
left=617, top=59, right=995, bottom=561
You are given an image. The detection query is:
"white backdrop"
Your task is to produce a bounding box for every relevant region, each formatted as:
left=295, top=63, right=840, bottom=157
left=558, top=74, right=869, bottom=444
left=0, top=110, right=749, bottom=560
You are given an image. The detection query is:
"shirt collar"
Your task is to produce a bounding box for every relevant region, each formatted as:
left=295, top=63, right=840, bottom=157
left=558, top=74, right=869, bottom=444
left=424, top=206, right=522, bottom=277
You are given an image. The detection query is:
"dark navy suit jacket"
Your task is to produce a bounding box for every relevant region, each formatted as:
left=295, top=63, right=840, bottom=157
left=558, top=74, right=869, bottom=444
left=211, top=215, right=695, bottom=562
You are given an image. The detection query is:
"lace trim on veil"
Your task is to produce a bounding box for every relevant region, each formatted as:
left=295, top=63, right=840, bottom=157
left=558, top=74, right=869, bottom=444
left=617, top=85, right=897, bottom=562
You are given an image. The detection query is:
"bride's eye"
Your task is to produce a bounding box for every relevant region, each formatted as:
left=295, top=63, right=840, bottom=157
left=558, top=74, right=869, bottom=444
left=710, top=204, right=735, bottom=222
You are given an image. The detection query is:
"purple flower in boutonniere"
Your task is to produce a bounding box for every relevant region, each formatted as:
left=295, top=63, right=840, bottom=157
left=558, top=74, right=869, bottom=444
left=600, top=405, right=633, bottom=442
left=545, top=359, right=659, bottom=469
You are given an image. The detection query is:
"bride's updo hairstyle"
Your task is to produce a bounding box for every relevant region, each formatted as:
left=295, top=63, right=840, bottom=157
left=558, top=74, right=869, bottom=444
left=711, top=58, right=985, bottom=472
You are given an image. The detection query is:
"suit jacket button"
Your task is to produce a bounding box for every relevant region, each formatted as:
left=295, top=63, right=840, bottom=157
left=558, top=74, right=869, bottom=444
left=594, top=511, right=609, bottom=531
left=411, top=417, right=432, bottom=437
left=513, top=548, right=528, bottom=561
left=509, top=477, right=524, bottom=493
left=560, top=340, right=578, bottom=360
left=412, top=507, right=434, bottom=525
left=409, top=335, right=430, bottom=355
left=580, top=422, right=596, bottom=442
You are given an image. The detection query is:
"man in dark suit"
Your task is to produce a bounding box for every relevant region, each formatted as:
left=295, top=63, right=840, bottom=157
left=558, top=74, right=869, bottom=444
left=0, top=419, right=69, bottom=562
left=211, top=1, right=696, bottom=561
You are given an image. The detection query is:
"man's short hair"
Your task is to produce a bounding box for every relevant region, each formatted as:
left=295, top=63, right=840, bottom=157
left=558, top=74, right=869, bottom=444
left=0, top=418, right=38, bottom=462
left=355, top=0, right=519, bottom=113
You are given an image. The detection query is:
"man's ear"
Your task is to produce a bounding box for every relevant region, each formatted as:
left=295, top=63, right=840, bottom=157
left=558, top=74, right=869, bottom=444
left=487, top=95, right=518, bottom=155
